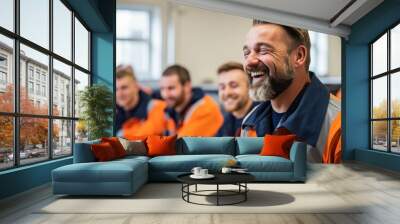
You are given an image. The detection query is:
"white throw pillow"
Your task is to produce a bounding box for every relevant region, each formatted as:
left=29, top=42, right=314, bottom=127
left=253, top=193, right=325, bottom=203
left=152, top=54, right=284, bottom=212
left=118, top=138, right=147, bottom=156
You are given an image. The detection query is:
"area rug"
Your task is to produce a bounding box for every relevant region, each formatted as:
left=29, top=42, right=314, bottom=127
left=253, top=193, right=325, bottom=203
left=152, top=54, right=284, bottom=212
left=37, top=183, right=362, bottom=214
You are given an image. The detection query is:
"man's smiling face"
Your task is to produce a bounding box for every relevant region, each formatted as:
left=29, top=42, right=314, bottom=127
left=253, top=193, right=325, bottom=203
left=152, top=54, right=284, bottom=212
left=243, top=23, right=295, bottom=101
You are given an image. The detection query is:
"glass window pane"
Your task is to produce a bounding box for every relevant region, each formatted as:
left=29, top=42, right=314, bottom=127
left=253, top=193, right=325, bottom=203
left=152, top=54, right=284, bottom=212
left=20, top=117, right=49, bottom=165
left=372, top=33, right=387, bottom=76
left=0, top=35, right=14, bottom=112
left=20, top=0, right=49, bottom=49
left=391, top=72, right=400, bottom=118
left=53, top=59, right=72, bottom=117
left=74, top=69, right=89, bottom=118
left=391, top=24, right=400, bottom=70
left=116, top=41, right=149, bottom=78
left=391, top=120, right=400, bottom=153
left=0, top=116, right=14, bottom=170
left=75, top=120, right=88, bottom=143
left=53, top=119, right=72, bottom=157
left=117, top=10, right=149, bottom=39
left=74, top=18, right=89, bottom=70
left=53, top=0, right=72, bottom=60
left=372, top=77, right=387, bottom=119
left=20, top=44, right=49, bottom=115
left=0, top=0, right=14, bottom=31
left=372, top=121, right=388, bottom=151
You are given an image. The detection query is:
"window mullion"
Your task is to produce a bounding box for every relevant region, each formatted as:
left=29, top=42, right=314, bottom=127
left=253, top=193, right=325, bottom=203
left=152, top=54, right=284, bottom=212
left=13, top=0, right=21, bottom=167
left=49, top=0, right=54, bottom=160
left=148, top=9, right=153, bottom=79
left=388, top=29, right=391, bottom=152
left=71, top=10, right=76, bottom=154
left=370, top=44, right=373, bottom=149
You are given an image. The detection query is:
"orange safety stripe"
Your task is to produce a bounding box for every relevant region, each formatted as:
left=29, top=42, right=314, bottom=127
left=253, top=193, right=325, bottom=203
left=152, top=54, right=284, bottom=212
left=123, top=100, right=167, bottom=140
left=335, top=89, right=342, bottom=99
left=246, top=129, right=257, bottom=137
left=166, top=95, right=224, bottom=137
left=322, top=112, right=342, bottom=163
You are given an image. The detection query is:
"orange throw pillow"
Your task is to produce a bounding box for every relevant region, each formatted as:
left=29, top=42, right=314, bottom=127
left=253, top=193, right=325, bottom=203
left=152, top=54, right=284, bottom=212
left=126, top=136, right=148, bottom=142
left=260, top=134, right=296, bottom=159
left=146, top=135, right=177, bottom=157
left=101, top=137, right=127, bottom=158
left=91, top=142, right=117, bottom=161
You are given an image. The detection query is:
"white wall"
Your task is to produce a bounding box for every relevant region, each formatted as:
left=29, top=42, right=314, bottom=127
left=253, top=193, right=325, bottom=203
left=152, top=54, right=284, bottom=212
left=172, top=5, right=252, bottom=85
left=328, top=35, right=342, bottom=78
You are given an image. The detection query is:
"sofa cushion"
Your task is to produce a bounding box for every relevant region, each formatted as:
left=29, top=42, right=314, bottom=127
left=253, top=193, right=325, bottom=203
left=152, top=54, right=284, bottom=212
left=114, top=155, right=150, bottom=164
left=90, top=142, right=118, bottom=161
left=177, top=137, right=235, bottom=155
left=235, top=137, right=264, bottom=155
left=260, top=134, right=296, bottom=159
left=236, top=155, right=293, bottom=172
left=118, top=138, right=147, bottom=156
left=148, top=154, right=235, bottom=172
left=52, top=157, right=148, bottom=183
left=147, top=135, right=177, bottom=157
left=73, top=139, right=101, bottom=163
left=101, top=137, right=127, bottom=158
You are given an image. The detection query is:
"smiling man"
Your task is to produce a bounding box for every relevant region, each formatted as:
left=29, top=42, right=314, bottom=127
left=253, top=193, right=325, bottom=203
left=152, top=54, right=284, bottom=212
left=241, top=20, right=341, bottom=163
left=216, top=62, right=258, bottom=136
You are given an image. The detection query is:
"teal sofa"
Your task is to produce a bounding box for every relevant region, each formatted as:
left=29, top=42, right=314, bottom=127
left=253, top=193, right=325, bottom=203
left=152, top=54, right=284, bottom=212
left=52, top=137, right=306, bottom=196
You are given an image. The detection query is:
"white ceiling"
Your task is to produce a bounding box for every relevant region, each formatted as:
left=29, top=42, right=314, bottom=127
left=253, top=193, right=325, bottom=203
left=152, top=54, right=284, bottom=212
left=171, top=0, right=384, bottom=38
left=227, top=0, right=352, bottom=22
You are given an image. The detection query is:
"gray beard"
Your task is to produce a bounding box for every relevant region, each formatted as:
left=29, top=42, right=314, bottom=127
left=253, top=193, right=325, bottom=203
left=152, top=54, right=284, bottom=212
left=250, top=77, right=272, bottom=101
left=250, top=70, right=294, bottom=101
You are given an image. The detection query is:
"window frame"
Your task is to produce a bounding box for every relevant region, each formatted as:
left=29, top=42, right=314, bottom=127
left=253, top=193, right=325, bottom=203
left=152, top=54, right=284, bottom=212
left=370, top=20, right=400, bottom=154
left=116, top=6, right=153, bottom=80
left=0, top=53, right=7, bottom=88
left=0, top=0, right=92, bottom=171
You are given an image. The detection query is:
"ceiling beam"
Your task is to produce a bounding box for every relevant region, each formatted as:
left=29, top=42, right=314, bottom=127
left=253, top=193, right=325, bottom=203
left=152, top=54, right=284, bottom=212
left=170, top=0, right=351, bottom=37
left=330, top=0, right=368, bottom=27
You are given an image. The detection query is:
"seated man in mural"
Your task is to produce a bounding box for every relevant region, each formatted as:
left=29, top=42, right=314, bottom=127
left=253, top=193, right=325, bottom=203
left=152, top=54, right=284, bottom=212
left=216, top=61, right=259, bottom=137
left=241, top=20, right=341, bottom=163
left=160, top=64, right=224, bottom=137
left=115, top=64, right=166, bottom=139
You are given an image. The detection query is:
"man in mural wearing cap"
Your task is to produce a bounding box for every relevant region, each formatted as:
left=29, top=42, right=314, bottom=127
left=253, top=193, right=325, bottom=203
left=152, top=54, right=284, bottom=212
left=241, top=20, right=341, bottom=163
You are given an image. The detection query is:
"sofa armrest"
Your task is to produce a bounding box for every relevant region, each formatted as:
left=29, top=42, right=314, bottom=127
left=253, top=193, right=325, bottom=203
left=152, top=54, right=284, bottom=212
left=289, top=141, right=307, bottom=182
left=73, top=142, right=97, bottom=163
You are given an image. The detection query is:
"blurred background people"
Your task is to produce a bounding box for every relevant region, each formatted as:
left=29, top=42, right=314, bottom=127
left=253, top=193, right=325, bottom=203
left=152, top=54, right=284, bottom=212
left=216, top=62, right=258, bottom=136
left=116, top=64, right=166, bottom=139
left=159, top=64, right=223, bottom=137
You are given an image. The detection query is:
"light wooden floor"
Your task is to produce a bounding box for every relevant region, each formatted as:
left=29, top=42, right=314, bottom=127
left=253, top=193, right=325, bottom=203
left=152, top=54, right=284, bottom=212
left=1, top=162, right=400, bottom=224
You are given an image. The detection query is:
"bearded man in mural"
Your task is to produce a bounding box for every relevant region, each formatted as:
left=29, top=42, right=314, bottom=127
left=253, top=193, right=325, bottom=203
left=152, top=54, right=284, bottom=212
left=241, top=20, right=342, bottom=163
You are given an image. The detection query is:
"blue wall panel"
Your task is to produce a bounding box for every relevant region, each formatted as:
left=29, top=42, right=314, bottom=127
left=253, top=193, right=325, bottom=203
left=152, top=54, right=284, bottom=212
left=344, top=0, right=400, bottom=171
left=92, top=33, right=114, bottom=88
left=0, top=158, right=72, bottom=199
left=343, top=44, right=369, bottom=159
left=355, top=149, right=400, bottom=172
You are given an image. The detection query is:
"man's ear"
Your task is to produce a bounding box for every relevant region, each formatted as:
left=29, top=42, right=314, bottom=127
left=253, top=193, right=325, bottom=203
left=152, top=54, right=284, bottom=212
left=131, top=79, right=139, bottom=91
left=292, top=45, right=307, bottom=68
left=184, top=82, right=192, bottom=93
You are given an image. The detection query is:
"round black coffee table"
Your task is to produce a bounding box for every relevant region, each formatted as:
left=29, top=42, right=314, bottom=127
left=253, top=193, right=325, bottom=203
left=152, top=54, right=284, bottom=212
left=177, top=173, right=255, bottom=206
